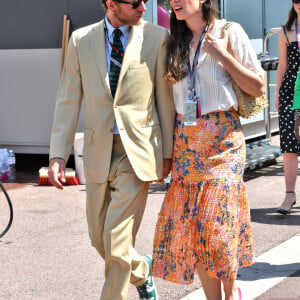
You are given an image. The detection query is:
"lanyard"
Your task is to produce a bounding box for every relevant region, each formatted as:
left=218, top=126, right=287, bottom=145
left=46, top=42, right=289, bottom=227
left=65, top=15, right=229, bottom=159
left=104, top=22, right=124, bottom=68
left=296, top=20, right=300, bottom=51
left=187, top=23, right=209, bottom=102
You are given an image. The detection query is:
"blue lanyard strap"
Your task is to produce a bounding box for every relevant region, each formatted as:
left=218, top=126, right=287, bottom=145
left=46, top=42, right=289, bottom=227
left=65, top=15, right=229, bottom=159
left=187, top=23, right=209, bottom=101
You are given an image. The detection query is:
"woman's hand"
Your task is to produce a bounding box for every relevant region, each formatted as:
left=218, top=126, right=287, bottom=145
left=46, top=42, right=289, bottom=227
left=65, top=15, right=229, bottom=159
left=202, top=30, right=229, bottom=61
left=205, top=29, right=264, bottom=97
left=154, top=158, right=172, bottom=184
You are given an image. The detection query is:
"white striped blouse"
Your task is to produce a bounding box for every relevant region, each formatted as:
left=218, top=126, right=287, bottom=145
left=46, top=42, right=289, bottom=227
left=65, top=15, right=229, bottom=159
left=172, top=19, right=264, bottom=115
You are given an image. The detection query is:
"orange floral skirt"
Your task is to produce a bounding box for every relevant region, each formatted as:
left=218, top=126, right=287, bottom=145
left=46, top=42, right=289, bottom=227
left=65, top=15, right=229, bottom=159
left=152, top=111, right=254, bottom=284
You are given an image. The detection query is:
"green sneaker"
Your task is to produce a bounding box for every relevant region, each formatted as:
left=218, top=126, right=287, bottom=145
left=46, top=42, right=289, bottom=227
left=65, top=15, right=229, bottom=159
left=136, top=255, right=158, bottom=300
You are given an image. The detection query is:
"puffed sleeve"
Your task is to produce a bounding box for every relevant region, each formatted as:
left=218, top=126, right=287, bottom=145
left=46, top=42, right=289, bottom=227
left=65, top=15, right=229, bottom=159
left=228, top=22, right=264, bottom=76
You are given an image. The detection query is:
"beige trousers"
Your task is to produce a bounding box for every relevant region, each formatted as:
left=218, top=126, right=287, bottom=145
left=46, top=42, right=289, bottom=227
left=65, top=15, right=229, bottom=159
left=86, top=135, right=150, bottom=300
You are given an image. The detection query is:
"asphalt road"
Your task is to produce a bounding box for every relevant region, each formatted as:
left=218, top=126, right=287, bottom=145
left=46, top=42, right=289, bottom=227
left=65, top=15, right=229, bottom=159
left=0, top=136, right=299, bottom=299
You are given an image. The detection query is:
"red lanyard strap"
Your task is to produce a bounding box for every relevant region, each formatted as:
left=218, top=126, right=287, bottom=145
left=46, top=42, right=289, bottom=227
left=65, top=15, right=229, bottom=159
left=106, top=37, right=124, bottom=58
left=104, top=22, right=124, bottom=69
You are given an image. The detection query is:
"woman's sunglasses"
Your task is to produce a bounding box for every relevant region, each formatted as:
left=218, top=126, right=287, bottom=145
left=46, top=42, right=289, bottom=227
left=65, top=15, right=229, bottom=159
left=114, top=0, right=148, bottom=9
left=293, top=0, right=300, bottom=4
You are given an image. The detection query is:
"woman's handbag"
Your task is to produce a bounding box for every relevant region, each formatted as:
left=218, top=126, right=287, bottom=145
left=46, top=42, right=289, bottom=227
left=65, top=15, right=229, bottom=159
left=221, top=22, right=268, bottom=119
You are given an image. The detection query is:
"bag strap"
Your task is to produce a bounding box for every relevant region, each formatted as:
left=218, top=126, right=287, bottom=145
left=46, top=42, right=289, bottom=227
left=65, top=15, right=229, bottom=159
left=221, top=21, right=234, bottom=35
left=221, top=22, right=243, bottom=93
left=282, top=26, right=289, bottom=44
left=221, top=21, right=234, bottom=56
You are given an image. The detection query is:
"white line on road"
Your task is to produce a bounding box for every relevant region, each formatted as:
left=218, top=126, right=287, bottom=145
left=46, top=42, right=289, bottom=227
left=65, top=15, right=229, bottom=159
left=181, top=233, right=300, bottom=300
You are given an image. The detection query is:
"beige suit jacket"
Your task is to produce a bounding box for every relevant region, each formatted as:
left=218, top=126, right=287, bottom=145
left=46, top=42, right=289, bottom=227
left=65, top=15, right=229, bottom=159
left=49, top=19, right=175, bottom=183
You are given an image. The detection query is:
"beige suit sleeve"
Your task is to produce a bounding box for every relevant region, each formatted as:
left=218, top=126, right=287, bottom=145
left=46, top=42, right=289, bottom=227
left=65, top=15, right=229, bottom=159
left=155, top=32, right=176, bottom=159
left=49, top=32, right=83, bottom=162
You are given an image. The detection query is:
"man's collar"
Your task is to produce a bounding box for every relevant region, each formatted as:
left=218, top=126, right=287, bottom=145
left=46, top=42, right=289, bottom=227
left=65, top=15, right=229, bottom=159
left=104, top=16, right=130, bottom=39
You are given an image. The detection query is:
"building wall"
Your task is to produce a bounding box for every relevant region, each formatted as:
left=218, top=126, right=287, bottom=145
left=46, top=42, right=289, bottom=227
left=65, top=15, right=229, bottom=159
left=0, top=0, right=105, bottom=49
left=222, top=0, right=291, bottom=135
left=0, top=0, right=155, bottom=154
left=0, top=1, right=293, bottom=153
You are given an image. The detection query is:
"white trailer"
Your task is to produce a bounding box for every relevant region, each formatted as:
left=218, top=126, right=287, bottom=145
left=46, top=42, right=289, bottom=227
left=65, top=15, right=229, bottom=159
left=0, top=0, right=291, bottom=165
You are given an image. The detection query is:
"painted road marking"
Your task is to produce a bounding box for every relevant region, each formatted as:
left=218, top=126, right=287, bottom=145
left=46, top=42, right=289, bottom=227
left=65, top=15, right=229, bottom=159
left=181, top=233, right=300, bottom=300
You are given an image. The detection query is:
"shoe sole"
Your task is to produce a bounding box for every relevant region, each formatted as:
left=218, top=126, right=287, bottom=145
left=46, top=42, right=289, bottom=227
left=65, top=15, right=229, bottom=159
left=276, top=202, right=296, bottom=215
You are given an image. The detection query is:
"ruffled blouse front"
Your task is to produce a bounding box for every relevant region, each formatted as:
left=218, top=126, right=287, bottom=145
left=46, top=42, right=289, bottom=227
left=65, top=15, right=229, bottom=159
left=172, top=19, right=264, bottom=115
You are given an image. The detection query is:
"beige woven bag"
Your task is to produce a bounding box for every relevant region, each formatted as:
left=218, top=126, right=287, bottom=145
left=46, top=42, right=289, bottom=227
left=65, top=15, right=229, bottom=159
left=222, top=22, right=268, bottom=119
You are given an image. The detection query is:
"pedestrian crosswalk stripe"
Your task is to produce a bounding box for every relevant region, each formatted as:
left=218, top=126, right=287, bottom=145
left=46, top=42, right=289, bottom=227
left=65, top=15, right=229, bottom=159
left=181, top=233, right=300, bottom=300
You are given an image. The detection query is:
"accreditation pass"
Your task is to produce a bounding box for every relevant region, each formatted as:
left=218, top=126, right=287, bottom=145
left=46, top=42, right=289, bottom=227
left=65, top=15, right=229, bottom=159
left=184, top=100, right=197, bottom=126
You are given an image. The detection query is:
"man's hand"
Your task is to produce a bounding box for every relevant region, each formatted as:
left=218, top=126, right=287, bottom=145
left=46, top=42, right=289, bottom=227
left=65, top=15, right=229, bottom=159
left=48, top=158, right=66, bottom=190
left=295, top=117, right=300, bottom=141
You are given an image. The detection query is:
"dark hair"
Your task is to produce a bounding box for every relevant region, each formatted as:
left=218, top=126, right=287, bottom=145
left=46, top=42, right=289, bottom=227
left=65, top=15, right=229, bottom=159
left=285, top=5, right=297, bottom=31
left=164, top=0, right=217, bottom=83
left=101, top=0, right=108, bottom=10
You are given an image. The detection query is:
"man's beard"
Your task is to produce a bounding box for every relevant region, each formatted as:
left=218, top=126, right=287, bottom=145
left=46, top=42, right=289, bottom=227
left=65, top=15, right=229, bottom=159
left=114, top=11, right=143, bottom=26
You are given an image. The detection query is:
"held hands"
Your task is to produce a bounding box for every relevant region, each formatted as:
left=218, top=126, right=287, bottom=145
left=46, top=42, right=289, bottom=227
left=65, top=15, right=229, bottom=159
left=48, top=158, right=66, bottom=190
left=202, top=30, right=229, bottom=61
left=155, top=158, right=172, bottom=184
left=162, top=158, right=172, bottom=180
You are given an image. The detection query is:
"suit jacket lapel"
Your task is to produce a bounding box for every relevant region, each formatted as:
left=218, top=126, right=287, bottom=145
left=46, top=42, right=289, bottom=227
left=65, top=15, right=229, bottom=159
left=88, top=21, right=111, bottom=97
left=116, top=21, right=145, bottom=96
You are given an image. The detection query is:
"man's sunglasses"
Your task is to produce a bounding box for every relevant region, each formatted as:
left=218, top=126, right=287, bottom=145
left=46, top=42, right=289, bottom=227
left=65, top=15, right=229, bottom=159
left=113, top=0, right=148, bottom=9
left=293, top=0, right=300, bottom=3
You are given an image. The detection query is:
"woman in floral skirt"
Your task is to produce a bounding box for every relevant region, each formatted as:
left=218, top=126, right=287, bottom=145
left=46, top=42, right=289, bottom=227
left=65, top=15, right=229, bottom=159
left=151, top=0, right=264, bottom=299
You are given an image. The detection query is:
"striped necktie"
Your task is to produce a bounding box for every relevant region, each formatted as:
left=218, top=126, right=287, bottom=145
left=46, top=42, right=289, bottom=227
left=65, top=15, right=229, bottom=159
left=109, top=28, right=123, bottom=98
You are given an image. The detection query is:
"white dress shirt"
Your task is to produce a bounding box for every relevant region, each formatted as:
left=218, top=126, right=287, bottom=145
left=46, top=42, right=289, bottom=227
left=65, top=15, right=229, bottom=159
left=173, top=19, right=264, bottom=115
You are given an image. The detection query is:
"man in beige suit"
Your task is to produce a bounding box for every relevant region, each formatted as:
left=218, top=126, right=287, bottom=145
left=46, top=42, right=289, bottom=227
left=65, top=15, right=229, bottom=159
left=48, top=0, right=175, bottom=299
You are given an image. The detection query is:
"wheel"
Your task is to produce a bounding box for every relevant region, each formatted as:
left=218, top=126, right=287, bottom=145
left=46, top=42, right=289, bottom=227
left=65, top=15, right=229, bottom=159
left=0, top=181, right=13, bottom=238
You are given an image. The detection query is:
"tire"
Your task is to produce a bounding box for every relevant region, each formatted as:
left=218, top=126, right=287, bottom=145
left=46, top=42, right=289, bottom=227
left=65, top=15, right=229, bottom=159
left=0, top=181, right=13, bottom=238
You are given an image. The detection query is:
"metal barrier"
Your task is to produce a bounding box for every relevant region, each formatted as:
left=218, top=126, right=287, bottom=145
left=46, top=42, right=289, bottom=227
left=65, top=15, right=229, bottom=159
left=263, top=27, right=281, bottom=140
left=244, top=27, right=282, bottom=170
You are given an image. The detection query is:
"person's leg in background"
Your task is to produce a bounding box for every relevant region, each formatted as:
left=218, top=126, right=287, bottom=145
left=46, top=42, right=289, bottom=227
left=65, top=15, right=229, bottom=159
left=277, top=152, right=298, bottom=214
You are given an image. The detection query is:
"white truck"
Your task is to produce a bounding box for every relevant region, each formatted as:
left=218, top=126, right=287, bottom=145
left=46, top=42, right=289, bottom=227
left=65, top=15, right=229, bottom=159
left=0, top=0, right=291, bottom=168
